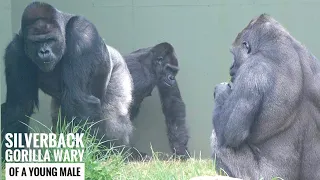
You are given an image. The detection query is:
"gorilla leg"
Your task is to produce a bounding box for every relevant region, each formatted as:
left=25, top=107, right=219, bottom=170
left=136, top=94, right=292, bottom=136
left=210, top=129, right=259, bottom=179
left=97, top=46, right=150, bottom=161
left=98, top=45, right=133, bottom=146
left=301, top=124, right=320, bottom=179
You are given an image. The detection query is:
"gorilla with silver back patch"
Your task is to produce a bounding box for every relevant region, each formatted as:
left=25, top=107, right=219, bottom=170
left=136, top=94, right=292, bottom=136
left=211, top=14, right=320, bottom=179
left=124, top=43, right=190, bottom=159
left=1, top=1, right=133, bottom=160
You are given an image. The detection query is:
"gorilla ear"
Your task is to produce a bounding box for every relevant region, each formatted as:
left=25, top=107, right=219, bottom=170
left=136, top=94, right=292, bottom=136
left=21, top=2, right=57, bottom=27
left=152, top=42, right=174, bottom=54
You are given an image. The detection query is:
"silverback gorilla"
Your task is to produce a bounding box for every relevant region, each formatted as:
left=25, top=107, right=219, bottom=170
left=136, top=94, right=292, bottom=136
left=211, top=14, right=320, bottom=179
left=1, top=2, right=133, bottom=160
left=124, top=43, right=190, bottom=159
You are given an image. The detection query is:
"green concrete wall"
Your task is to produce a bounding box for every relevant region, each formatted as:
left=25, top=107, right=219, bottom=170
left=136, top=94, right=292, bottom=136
left=2, top=0, right=320, bottom=158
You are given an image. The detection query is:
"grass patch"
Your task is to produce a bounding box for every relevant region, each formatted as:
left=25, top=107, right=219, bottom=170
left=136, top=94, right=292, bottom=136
left=1, top=116, right=216, bottom=180
left=116, top=158, right=215, bottom=180
left=2, top=153, right=214, bottom=180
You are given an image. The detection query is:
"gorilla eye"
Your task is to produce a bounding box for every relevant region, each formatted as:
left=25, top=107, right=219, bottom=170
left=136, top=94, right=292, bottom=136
left=242, top=41, right=251, bottom=54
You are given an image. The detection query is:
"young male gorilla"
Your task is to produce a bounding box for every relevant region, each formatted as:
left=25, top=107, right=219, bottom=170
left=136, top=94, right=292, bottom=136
left=1, top=2, right=133, bottom=160
left=123, top=43, right=190, bottom=159
left=211, top=14, right=320, bottom=179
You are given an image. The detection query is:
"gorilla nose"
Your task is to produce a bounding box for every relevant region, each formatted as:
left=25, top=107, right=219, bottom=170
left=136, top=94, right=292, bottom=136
left=168, top=75, right=175, bottom=81
left=38, top=49, right=51, bottom=58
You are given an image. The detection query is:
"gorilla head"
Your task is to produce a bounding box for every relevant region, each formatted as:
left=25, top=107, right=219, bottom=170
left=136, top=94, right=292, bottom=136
left=21, top=2, right=65, bottom=72
left=151, top=42, right=179, bottom=88
left=229, top=15, right=297, bottom=84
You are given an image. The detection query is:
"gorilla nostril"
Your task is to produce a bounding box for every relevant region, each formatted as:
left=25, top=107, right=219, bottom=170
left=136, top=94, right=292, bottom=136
left=38, top=49, right=51, bottom=60
left=39, top=49, right=50, bottom=56
left=41, top=50, right=49, bottom=54
left=168, top=75, right=174, bottom=81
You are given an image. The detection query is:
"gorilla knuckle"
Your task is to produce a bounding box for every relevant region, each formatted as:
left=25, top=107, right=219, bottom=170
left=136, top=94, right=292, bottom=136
left=215, top=82, right=231, bottom=94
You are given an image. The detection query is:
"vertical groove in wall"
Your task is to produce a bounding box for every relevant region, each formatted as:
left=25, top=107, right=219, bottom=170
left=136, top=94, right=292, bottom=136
left=10, top=0, right=15, bottom=34
left=131, top=0, right=135, bottom=51
left=1, top=0, right=12, bottom=103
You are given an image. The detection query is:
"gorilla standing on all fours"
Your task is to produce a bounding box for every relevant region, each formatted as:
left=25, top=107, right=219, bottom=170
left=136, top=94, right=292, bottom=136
left=1, top=2, right=133, bottom=160
left=211, top=14, right=320, bottom=179
left=123, top=43, right=190, bottom=159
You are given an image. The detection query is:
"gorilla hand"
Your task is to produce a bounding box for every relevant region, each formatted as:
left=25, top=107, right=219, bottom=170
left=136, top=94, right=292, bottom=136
left=214, top=82, right=232, bottom=103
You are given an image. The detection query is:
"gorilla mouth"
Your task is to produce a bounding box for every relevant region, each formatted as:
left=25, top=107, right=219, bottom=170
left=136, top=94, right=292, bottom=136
left=41, top=57, right=55, bottom=64
left=230, top=76, right=235, bottom=83
left=160, top=77, right=174, bottom=87
left=230, top=67, right=236, bottom=76
left=229, top=66, right=236, bottom=83
left=35, top=57, right=54, bottom=64
left=35, top=60, right=57, bottom=72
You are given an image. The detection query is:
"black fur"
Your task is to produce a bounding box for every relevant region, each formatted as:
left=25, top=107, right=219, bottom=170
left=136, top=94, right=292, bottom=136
left=211, top=14, right=320, bottom=179
left=2, top=2, right=133, bottom=160
left=124, top=42, right=190, bottom=159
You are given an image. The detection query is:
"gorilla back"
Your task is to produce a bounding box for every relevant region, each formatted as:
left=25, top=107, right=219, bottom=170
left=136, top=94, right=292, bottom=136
left=2, top=2, right=133, bottom=159
left=211, top=14, right=320, bottom=180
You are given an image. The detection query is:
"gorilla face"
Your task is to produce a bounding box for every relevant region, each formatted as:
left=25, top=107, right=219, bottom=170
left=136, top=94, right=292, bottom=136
left=152, top=42, right=179, bottom=88
left=24, top=19, right=65, bottom=72
left=229, top=41, right=251, bottom=83
left=229, top=16, right=296, bottom=84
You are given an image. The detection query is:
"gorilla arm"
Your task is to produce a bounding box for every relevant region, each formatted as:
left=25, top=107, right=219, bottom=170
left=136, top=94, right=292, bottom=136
left=61, top=16, right=108, bottom=121
left=157, top=81, right=189, bottom=158
left=216, top=61, right=274, bottom=148
left=2, top=35, right=39, bottom=121
left=1, top=35, right=39, bottom=159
